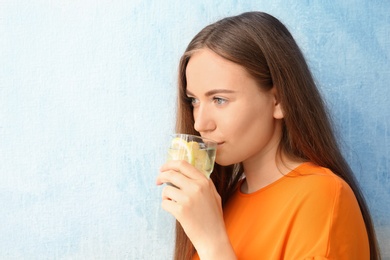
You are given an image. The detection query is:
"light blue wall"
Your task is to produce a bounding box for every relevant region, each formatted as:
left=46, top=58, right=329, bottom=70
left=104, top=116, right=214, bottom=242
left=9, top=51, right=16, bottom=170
left=0, top=1, right=389, bottom=259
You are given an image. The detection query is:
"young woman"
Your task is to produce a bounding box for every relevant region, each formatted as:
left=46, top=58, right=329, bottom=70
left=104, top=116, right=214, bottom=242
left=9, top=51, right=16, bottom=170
left=156, top=12, right=381, bottom=259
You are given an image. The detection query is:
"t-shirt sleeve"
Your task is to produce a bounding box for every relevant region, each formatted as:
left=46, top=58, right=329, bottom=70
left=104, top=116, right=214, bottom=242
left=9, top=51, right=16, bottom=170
left=283, top=174, right=370, bottom=259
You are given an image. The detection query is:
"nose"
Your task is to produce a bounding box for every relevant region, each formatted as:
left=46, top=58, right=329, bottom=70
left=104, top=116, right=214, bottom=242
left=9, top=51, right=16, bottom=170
left=193, top=105, right=216, bottom=133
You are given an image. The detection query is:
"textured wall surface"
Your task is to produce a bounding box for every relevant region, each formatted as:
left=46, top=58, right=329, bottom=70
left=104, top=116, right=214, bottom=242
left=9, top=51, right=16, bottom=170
left=0, top=0, right=389, bottom=259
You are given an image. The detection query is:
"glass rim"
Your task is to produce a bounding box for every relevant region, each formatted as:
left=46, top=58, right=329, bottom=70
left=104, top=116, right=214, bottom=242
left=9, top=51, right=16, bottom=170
left=171, top=133, right=217, bottom=145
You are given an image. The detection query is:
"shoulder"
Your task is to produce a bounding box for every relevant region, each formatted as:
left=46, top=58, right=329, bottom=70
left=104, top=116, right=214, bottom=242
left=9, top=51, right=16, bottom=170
left=282, top=163, right=369, bottom=258
left=292, top=163, right=353, bottom=194
left=289, top=163, right=358, bottom=211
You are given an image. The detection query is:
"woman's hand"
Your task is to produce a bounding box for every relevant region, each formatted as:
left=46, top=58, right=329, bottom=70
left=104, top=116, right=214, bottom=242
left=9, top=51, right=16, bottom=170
left=156, top=160, right=236, bottom=259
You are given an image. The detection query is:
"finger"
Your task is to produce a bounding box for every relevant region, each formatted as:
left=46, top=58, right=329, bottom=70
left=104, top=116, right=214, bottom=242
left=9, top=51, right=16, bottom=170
left=156, top=169, right=186, bottom=187
left=160, top=160, right=205, bottom=180
left=156, top=169, right=176, bottom=185
left=162, top=184, right=182, bottom=202
left=160, top=187, right=188, bottom=220
left=161, top=198, right=180, bottom=217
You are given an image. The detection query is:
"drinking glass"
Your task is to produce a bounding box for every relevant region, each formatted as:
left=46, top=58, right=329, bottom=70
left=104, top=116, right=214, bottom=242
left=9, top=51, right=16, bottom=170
left=166, top=134, right=217, bottom=178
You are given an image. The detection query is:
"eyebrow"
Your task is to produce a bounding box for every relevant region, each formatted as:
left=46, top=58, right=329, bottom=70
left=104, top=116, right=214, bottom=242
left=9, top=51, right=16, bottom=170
left=186, top=89, right=236, bottom=97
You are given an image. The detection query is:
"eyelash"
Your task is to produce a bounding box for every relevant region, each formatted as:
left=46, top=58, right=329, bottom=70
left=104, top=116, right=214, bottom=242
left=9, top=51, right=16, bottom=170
left=213, top=97, right=227, bottom=105
left=186, top=96, right=227, bottom=106
left=186, top=97, right=198, bottom=106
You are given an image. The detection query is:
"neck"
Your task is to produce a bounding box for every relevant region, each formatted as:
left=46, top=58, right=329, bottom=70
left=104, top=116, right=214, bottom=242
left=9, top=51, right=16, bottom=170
left=240, top=120, right=302, bottom=194
left=241, top=151, right=301, bottom=194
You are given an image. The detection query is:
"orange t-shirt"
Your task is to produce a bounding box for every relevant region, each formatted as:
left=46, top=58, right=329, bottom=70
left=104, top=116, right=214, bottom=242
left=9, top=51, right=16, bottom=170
left=194, top=162, right=369, bottom=259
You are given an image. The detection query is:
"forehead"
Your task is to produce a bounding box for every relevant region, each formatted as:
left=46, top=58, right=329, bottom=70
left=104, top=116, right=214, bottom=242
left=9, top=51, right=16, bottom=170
left=186, top=48, right=254, bottom=93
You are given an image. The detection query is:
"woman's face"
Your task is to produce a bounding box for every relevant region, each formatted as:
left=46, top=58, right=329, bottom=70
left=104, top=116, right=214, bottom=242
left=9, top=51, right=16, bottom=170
left=185, top=48, right=283, bottom=166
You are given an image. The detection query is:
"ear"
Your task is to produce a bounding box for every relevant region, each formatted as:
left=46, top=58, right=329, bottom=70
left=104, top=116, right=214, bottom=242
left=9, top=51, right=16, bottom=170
left=271, top=87, right=284, bottom=119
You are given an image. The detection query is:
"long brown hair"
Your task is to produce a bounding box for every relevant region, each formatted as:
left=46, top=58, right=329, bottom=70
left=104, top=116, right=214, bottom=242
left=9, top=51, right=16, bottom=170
left=174, top=11, right=380, bottom=260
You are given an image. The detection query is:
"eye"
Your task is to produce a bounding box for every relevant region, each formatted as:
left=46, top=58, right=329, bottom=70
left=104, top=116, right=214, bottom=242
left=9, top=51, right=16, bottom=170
left=213, top=97, right=227, bottom=105
left=187, top=96, right=199, bottom=107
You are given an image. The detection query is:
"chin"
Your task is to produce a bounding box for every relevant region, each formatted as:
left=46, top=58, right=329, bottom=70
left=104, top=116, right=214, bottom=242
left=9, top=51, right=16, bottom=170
left=215, top=158, right=239, bottom=167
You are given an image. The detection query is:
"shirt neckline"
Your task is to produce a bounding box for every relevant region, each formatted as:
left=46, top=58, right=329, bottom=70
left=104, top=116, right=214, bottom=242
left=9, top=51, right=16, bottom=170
left=237, top=162, right=311, bottom=197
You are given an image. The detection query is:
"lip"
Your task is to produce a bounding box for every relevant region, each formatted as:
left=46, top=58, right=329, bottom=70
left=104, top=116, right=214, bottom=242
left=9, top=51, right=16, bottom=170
left=202, top=136, right=218, bottom=142
left=201, top=136, right=223, bottom=146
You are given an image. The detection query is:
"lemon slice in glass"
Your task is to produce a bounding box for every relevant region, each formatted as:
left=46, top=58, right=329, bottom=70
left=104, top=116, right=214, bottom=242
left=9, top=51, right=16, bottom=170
left=168, top=138, right=194, bottom=163
left=167, top=135, right=216, bottom=177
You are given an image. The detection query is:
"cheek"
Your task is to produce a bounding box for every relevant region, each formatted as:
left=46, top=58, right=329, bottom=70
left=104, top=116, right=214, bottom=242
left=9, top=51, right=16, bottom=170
left=226, top=107, right=261, bottom=137
left=215, top=105, right=277, bottom=165
left=215, top=111, right=260, bottom=164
